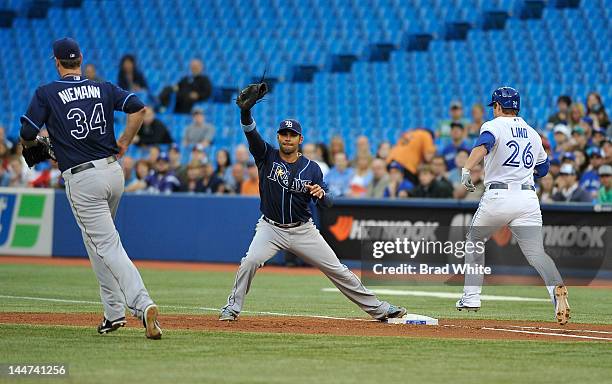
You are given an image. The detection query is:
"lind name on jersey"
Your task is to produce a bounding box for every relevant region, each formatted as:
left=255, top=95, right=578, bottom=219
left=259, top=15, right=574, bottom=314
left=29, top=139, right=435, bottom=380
left=58, top=85, right=101, bottom=104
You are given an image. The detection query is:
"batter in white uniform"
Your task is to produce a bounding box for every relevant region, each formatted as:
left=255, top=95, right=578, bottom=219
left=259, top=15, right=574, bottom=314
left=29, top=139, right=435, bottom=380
left=458, top=86, right=570, bottom=325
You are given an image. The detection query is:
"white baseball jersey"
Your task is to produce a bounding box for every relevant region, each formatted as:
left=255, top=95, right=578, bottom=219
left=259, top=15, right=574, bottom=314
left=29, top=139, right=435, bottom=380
left=480, top=116, right=547, bottom=186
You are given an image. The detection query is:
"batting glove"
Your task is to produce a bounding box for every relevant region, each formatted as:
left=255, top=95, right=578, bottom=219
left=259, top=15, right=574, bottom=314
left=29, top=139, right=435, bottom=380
left=461, top=167, right=476, bottom=192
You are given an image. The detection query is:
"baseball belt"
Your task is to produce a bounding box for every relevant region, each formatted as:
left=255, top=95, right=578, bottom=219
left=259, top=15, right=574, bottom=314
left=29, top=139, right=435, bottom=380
left=70, top=155, right=118, bottom=175
left=487, top=183, right=535, bottom=191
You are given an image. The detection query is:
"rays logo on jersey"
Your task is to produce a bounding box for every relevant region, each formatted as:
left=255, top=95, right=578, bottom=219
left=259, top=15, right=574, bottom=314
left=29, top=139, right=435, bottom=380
left=267, top=162, right=312, bottom=192
left=268, top=162, right=290, bottom=188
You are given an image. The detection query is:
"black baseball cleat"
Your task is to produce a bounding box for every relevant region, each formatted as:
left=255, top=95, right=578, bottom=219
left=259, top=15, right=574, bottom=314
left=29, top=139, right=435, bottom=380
left=97, top=316, right=127, bottom=334
left=143, top=304, right=162, bottom=340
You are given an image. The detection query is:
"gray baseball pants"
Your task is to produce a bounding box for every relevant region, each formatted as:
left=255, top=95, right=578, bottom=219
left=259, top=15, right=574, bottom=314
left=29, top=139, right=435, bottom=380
left=223, top=217, right=391, bottom=318
left=463, top=188, right=564, bottom=304
left=63, top=158, right=154, bottom=321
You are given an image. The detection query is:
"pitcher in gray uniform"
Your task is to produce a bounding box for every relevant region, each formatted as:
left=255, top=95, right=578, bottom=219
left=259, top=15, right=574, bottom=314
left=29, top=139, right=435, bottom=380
left=219, top=83, right=407, bottom=321
left=19, top=38, right=162, bottom=339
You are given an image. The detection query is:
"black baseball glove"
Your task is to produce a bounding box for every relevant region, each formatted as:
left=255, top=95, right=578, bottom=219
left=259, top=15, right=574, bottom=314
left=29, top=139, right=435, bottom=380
left=22, top=136, right=56, bottom=168
left=236, top=82, right=268, bottom=111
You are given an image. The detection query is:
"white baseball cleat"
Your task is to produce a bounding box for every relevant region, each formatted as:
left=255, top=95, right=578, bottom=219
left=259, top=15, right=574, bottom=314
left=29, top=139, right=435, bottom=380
left=456, top=297, right=481, bottom=312
left=554, top=285, right=571, bottom=325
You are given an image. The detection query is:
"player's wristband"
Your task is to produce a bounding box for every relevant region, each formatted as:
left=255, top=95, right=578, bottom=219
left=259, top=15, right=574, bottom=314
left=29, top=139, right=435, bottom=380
left=461, top=167, right=471, bottom=176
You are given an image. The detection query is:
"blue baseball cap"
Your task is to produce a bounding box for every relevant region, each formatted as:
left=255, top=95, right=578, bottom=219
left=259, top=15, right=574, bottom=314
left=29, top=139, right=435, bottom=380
left=157, top=152, right=170, bottom=162
left=52, top=37, right=81, bottom=60
left=277, top=119, right=302, bottom=135
left=388, top=161, right=404, bottom=171
left=561, top=152, right=575, bottom=161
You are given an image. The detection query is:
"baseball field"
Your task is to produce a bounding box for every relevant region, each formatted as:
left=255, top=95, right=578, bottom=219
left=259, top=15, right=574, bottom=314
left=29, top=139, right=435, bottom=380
left=1, top=256, right=611, bottom=384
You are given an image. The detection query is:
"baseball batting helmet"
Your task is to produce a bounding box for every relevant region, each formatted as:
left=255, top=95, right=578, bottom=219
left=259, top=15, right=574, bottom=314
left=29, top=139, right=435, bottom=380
left=487, top=86, right=520, bottom=111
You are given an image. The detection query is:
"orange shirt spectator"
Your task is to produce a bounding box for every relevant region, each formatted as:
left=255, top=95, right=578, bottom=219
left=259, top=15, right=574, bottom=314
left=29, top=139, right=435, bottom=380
left=387, top=128, right=436, bottom=175
left=241, top=162, right=259, bottom=196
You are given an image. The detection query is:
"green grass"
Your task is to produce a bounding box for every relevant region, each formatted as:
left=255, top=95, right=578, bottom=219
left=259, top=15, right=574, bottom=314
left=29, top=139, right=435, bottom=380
left=0, top=262, right=611, bottom=383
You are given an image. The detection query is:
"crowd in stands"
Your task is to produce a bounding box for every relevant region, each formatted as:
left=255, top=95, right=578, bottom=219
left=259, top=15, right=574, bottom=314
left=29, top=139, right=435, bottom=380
left=0, top=53, right=610, bottom=204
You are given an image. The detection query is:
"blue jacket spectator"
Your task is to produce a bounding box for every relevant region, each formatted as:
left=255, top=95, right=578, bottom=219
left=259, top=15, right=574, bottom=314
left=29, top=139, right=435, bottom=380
left=324, top=152, right=354, bottom=197
left=552, top=164, right=592, bottom=203
left=145, top=153, right=181, bottom=194
left=441, top=122, right=470, bottom=170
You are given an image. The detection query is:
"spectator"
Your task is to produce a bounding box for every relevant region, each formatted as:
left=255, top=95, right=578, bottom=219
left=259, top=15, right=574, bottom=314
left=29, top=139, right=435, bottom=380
left=603, top=138, right=612, bottom=160
left=537, top=173, right=555, bottom=204
left=147, top=146, right=160, bottom=164
left=145, top=153, right=181, bottom=194
left=591, top=127, right=607, bottom=147
left=241, top=162, right=259, bottom=196
left=121, top=156, right=135, bottom=184
left=214, top=148, right=232, bottom=181
left=118, top=54, right=148, bottom=92
left=302, top=143, right=329, bottom=177
left=567, top=103, right=585, bottom=130
left=8, top=157, right=28, bottom=187
left=410, top=164, right=453, bottom=198
left=349, top=152, right=373, bottom=197
left=560, top=152, right=576, bottom=167
left=549, top=158, right=561, bottom=179
left=570, top=127, right=588, bottom=151
left=448, top=148, right=470, bottom=187
left=366, top=158, right=390, bottom=198
left=159, top=59, right=212, bottom=114
left=316, top=142, right=332, bottom=168
left=376, top=141, right=391, bottom=160
left=546, top=95, right=571, bottom=129
left=234, top=144, right=250, bottom=168
left=226, top=163, right=245, bottom=194
left=180, top=161, right=204, bottom=193
left=466, top=104, right=485, bottom=140
left=200, top=162, right=225, bottom=194
left=597, top=164, right=612, bottom=204
left=190, top=143, right=208, bottom=164
left=134, top=108, right=173, bottom=146
left=580, top=147, right=605, bottom=197
left=454, top=163, right=485, bottom=200
left=573, top=149, right=587, bottom=173
left=126, top=160, right=151, bottom=193
left=0, top=162, right=11, bottom=186
left=387, top=128, right=436, bottom=185
left=168, top=144, right=182, bottom=172
left=324, top=152, right=354, bottom=197
left=552, top=124, right=571, bottom=154
left=355, top=135, right=371, bottom=158
left=586, top=92, right=610, bottom=128
left=182, top=107, right=215, bottom=149
left=0, top=125, right=14, bottom=151
left=431, top=155, right=454, bottom=194
left=329, top=136, right=346, bottom=165
left=551, top=164, right=592, bottom=203
left=84, top=63, right=102, bottom=82
left=436, top=100, right=469, bottom=139
left=441, top=122, right=469, bottom=170
left=383, top=161, right=413, bottom=198
left=223, top=144, right=249, bottom=191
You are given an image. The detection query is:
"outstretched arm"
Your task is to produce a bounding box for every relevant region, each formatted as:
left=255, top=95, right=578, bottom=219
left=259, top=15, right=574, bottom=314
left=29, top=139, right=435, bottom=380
left=241, top=114, right=267, bottom=161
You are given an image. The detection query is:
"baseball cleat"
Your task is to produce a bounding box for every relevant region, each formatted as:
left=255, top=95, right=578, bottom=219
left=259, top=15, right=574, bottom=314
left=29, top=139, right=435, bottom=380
left=456, top=298, right=480, bottom=312
left=377, top=304, right=407, bottom=321
left=97, top=316, right=127, bottom=334
left=219, top=308, right=238, bottom=321
left=554, top=285, right=571, bottom=325
left=143, top=304, right=162, bottom=339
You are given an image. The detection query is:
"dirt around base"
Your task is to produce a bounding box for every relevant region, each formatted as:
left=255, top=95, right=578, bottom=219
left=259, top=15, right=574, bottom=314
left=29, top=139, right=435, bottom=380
left=1, top=312, right=611, bottom=343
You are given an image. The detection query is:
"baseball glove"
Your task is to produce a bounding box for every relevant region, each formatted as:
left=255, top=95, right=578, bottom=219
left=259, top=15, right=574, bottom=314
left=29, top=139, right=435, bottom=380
left=22, top=136, right=56, bottom=168
left=236, top=82, right=268, bottom=111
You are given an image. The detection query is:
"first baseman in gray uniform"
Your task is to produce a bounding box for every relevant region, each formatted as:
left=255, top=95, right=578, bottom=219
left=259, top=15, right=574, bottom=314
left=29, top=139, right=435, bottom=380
left=219, top=83, right=407, bottom=321
left=20, top=38, right=162, bottom=339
